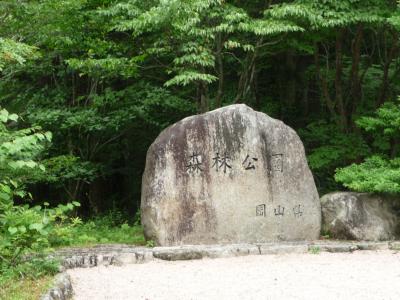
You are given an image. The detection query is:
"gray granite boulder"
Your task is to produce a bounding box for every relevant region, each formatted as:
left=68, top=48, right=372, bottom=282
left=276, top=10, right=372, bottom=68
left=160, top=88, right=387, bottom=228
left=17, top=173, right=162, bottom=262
left=321, top=192, right=400, bottom=241
left=141, top=104, right=321, bottom=246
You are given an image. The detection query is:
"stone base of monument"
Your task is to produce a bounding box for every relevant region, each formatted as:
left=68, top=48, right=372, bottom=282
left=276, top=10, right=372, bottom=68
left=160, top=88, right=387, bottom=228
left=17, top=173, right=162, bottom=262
left=51, top=241, right=400, bottom=269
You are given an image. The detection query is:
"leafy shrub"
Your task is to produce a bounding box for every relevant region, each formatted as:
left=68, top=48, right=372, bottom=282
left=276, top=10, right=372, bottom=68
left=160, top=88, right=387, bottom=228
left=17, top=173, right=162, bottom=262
left=299, top=121, right=370, bottom=193
left=0, top=255, right=59, bottom=283
left=335, top=100, right=400, bottom=194
left=0, top=107, right=144, bottom=283
left=0, top=107, right=81, bottom=279
left=336, top=156, right=400, bottom=193
left=65, top=215, right=145, bottom=246
left=0, top=181, right=81, bottom=275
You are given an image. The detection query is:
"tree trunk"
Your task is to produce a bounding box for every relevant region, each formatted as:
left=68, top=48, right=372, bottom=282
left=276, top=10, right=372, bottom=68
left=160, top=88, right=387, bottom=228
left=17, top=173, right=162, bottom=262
left=215, top=32, right=224, bottom=108
left=377, top=30, right=398, bottom=106
left=285, top=50, right=297, bottom=107
left=235, top=38, right=262, bottom=103
left=314, top=43, right=336, bottom=119
left=253, top=68, right=261, bottom=110
left=300, top=60, right=309, bottom=117
left=335, top=28, right=347, bottom=131
left=235, top=52, right=251, bottom=103
left=199, top=82, right=209, bottom=113
left=348, top=24, right=363, bottom=124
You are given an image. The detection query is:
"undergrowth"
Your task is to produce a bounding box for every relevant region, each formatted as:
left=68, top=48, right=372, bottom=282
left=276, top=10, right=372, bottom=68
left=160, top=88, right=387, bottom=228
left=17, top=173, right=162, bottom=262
left=0, top=275, right=53, bottom=300
left=64, top=212, right=145, bottom=247
left=0, top=209, right=145, bottom=299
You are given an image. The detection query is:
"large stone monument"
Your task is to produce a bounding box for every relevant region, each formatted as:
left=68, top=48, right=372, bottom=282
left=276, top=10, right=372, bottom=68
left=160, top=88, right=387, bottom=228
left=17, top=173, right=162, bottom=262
left=141, top=104, right=321, bottom=246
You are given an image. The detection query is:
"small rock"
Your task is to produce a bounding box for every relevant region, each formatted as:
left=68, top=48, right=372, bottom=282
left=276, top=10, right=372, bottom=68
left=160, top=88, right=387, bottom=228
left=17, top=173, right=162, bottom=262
left=356, top=242, right=389, bottom=251
left=259, top=244, right=308, bottom=255
left=153, top=247, right=204, bottom=261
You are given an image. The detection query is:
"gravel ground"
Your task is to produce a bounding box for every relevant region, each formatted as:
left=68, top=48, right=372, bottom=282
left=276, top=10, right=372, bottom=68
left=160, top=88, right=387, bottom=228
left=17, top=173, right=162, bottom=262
left=68, top=250, right=400, bottom=300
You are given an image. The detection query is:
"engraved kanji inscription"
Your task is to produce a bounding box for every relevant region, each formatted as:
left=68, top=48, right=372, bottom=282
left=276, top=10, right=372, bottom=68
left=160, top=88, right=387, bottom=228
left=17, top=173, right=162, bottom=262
left=274, top=205, right=285, bottom=216
left=242, top=154, right=258, bottom=170
left=212, top=152, right=232, bottom=173
left=186, top=152, right=203, bottom=174
left=256, top=204, right=266, bottom=217
left=271, top=154, right=283, bottom=172
left=293, top=204, right=303, bottom=217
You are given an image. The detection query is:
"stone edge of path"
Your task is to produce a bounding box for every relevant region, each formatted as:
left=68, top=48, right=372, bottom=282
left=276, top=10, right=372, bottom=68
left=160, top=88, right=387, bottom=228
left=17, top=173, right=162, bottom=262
left=41, top=240, right=400, bottom=299
left=55, top=240, right=400, bottom=268
left=40, top=273, right=73, bottom=300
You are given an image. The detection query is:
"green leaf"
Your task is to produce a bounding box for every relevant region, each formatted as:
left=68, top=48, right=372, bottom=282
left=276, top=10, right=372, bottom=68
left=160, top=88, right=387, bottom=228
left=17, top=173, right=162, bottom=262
left=18, top=225, right=27, bottom=233
left=8, top=227, right=18, bottom=235
left=1, top=185, right=11, bottom=194
left=0, top=109, right=9, bottom=122
left=0, top=192, right=11, bottom=201
left=44, top=131, right=52, bottom=141
left=8, top=113, right=18, bottom=121
left=10, top=180, right=18, bottom=188
left=29, top=223, right=44, bottom=231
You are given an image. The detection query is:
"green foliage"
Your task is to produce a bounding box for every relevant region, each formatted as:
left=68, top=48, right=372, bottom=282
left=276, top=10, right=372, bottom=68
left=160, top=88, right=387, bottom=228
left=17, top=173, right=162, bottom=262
left=1, top=275, right=53, bottom=300
left=0, top=38, right=39, bottom=72
left=0, top=183, right=81, bottom=274
left=165, top=72, right=218, bottom=87
left=105, top=0, right=304, bottom=91
left=0, top=108, right=51, bottom=180
left=356, top=101, right=400, bottom=154
left=1, top=0, right=400, bottom=218
left=66, top=57, right=142, bottom=80
left=145, top=240, right=155, bottom=248
left=0, top=210, right=145, bottom=299
left=65, top=216, right=145, bottom=246
left=300, top=121, right=370, bottom=192
left=308, top=245, right=321, bottom=254
left=36, top=155, right=99, bottom=185
left=335, top=100, right=400, bottom=194
left=302, top=121, right=370, bottom=170
left=336, top=156, right=400, bottom=193
left=268, top=0, right=391, bottom=29
left=0, top=108, right=80, bottom=281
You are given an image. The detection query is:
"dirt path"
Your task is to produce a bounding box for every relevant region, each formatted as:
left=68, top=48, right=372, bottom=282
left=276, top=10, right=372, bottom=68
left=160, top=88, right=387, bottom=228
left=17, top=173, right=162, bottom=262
left=68, top=250, right=400, bottom=300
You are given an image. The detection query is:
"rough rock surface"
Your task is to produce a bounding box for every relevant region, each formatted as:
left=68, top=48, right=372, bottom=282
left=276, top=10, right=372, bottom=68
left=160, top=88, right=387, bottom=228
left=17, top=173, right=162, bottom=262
left=141, top=104, right=321, bottom=246
left=51, top=242, right=399, bottom=269
left=40, top=273, right=73, bottom=300
left=321, top=192, right=400, bottom=241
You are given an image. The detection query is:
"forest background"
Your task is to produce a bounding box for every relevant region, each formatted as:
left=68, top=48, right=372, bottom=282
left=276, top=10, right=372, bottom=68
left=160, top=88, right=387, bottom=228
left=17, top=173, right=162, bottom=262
left=2, top=1, right=400, bottom=296
left=1, top=0, right=400, bottom=250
